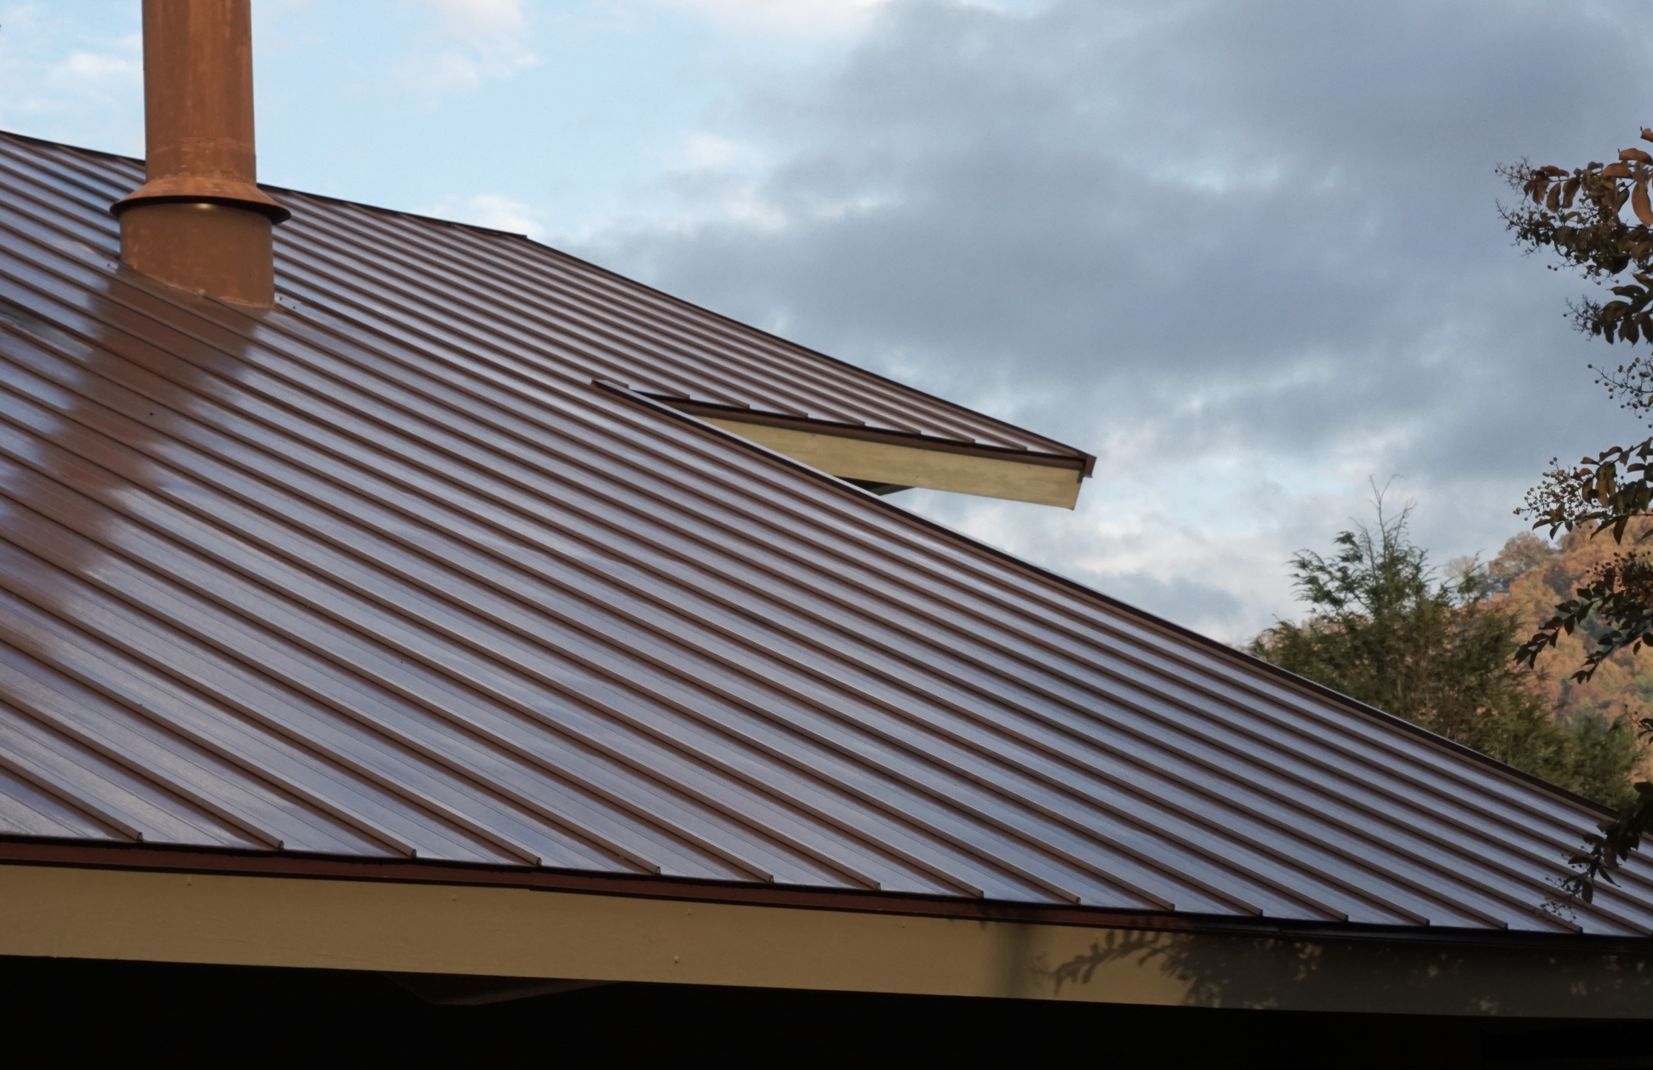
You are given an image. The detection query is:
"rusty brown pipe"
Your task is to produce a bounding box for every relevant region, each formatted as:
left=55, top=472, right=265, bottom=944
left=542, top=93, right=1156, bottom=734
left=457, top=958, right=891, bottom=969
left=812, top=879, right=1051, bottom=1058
left=112, top=0, right=289, bottom=307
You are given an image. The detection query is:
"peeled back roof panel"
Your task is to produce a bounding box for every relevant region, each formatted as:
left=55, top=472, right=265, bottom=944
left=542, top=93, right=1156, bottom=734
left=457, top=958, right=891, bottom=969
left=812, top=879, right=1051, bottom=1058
left=0, top=129, right=1649, bottom=937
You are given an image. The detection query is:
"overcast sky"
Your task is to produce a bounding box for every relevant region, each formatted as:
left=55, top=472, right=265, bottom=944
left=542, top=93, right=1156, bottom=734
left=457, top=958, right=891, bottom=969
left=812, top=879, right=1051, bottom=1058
left=4, top=0, right=1649, bottom=641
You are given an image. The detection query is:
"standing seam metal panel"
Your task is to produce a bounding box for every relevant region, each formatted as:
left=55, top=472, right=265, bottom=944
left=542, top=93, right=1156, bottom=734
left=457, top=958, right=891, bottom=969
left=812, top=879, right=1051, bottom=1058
left=0, top=131, right=1649, bottom=936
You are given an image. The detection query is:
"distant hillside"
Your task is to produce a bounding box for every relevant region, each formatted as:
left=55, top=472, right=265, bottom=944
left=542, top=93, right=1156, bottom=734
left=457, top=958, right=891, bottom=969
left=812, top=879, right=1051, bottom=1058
left=1490, top=522, right=1653, bottom=775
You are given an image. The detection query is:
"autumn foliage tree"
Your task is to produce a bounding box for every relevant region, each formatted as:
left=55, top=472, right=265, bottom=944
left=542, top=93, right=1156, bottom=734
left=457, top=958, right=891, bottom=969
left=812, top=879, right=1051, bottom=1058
left=1491, top=524, right=1653, bottom=739
left=1501, top=129, right=1653, bottom=899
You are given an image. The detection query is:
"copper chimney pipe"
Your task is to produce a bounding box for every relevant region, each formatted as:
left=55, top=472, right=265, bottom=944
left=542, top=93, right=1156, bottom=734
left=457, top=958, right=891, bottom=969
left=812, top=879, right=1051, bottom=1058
left=112, top=0, right=289, bottom=307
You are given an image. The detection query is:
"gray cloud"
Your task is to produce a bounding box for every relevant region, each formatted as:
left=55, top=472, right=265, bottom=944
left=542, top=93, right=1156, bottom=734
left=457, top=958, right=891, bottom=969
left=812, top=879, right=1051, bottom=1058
left=578, top=0, right=1653, bottom=638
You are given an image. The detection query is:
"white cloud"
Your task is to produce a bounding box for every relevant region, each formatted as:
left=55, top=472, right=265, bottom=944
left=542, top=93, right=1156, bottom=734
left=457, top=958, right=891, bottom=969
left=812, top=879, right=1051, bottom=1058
left=717, top=186, right=789, bottom=229
left=402, top=0, right=538, bottom=94
left=653, top=0, right=891, bottom=36
left=0, top=8, right=142, bottom=149
left=637, top=130, right=897, bottom=233
left=427, top=0, right=529, bottom=37
left=49, top=46, right=141, bottom=86
left=679, top=132, right=749, bottom=171
left=650, top=0, right=1044, bottom=36
left=0, top=3, right=45, bottom=37
left=582, top=0, right=1653, bottom=637
left=429, top=192, right=546, bottom=240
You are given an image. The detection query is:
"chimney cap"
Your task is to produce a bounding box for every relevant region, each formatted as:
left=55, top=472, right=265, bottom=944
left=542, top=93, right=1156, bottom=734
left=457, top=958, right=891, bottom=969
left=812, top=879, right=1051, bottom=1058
left=113, top=173, right=291, bottom=222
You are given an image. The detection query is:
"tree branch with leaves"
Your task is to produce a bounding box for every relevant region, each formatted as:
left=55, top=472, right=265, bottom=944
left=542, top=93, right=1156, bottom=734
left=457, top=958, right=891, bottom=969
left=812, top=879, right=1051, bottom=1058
left=1502, top=130, right=1653, bottom=902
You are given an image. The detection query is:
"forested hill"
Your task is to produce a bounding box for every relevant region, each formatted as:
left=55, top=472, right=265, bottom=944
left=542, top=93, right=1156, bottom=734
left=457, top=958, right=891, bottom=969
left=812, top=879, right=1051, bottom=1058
left=1490, top=521, right=1653, bottom=758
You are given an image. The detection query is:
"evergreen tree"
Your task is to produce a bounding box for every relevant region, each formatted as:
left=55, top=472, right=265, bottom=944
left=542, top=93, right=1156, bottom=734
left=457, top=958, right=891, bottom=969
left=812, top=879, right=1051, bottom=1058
left=1251, top=501, right=1641, bottom=809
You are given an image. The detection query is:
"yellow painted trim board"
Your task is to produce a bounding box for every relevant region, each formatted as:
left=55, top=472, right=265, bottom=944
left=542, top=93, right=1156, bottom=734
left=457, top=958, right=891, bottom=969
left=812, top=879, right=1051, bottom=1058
left=3, top=864, right=1649, bottom=1017
left=707, top=418, right=1084, bottom=508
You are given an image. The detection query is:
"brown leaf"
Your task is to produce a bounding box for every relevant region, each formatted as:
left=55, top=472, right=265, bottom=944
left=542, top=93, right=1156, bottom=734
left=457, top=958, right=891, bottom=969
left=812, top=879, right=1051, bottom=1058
left=1602, top=162, right=1634, bottom=179
left=1547, top=181, right=1562, bottom=211
left=1564, top=176, right=1580, bottom=207
left=1633, top=179, right=1653, bottom=226
left=1641, top=126, right=1653, bottom=143
left=1621, top=147, right=1653, bottom=164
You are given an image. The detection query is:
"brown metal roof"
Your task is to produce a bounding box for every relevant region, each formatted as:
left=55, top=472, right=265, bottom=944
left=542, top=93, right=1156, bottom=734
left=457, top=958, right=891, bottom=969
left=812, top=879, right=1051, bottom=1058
left=0, top=129, right=1649, bottom=937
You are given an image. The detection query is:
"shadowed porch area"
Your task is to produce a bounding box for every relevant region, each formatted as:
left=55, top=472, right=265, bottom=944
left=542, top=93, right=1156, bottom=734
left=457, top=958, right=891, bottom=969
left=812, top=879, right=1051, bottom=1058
left=2, top=954, right=1645, bottom=1067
